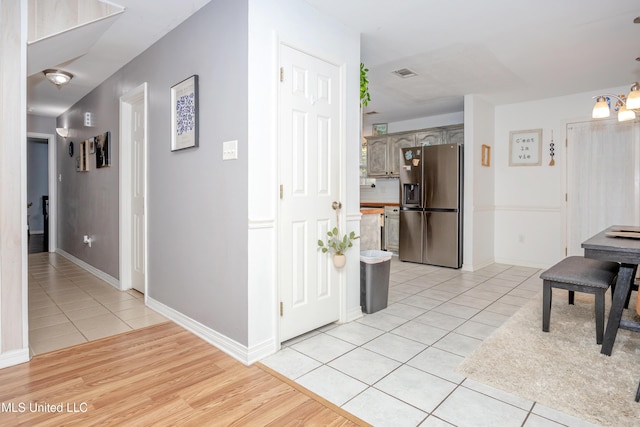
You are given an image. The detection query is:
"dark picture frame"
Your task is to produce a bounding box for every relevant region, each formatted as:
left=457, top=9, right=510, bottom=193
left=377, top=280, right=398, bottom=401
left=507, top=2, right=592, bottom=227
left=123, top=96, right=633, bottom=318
left=96, top=131, right=111, bottom=168
left=171, top=75, right=199, bottom=151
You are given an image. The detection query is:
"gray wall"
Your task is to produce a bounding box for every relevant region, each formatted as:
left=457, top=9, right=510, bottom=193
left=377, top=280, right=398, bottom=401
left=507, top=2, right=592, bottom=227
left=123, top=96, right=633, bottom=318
left=27, top=138, right=48, bottom=232
left=57, top=0, right=250, bottom=344
left=27, top=114, right=55, bottom=134
left=57, top=84, right=120, bottom=277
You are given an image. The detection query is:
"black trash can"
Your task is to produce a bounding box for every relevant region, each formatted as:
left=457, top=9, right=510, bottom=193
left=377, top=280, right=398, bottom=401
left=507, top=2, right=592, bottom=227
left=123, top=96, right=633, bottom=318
left=360, top=250, right=393, bottom=314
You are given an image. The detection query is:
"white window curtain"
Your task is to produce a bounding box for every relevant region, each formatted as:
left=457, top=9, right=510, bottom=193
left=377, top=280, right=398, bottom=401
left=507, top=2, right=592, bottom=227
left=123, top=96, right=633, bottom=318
left=566, top=119, right=640, bottom=256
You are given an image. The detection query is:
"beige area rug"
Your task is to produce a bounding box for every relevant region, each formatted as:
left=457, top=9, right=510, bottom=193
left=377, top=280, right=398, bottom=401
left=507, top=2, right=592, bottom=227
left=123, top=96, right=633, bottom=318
left=457, top=289, right=640, bottom=426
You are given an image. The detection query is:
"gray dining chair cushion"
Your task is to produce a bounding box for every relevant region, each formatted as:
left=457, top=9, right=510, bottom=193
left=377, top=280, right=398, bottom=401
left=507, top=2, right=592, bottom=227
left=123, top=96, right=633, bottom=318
left=540, top=256, right=619, bottom=288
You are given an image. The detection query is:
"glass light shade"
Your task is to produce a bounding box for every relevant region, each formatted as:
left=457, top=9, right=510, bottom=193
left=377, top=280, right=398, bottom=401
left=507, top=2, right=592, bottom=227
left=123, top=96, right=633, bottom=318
left=43, top=69, right=73, bottom=87
left=626, top=83, right=640, bottom=110
left=592, top=97, right=610, bottom=118
left=55, top=127, right=69, bottom=138
left=617, top=105, right=636, bottom=122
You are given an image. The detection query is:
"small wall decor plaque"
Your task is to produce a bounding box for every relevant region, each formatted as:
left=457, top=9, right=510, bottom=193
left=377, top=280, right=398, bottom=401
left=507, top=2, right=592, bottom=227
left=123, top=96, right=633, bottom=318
left=481, top=144, right=491, bottom=167
left=171, top=75, right=199, bottom=151
left=372, top=123, right=387, bottom=135
left=509, top=129, right=542, bottom=166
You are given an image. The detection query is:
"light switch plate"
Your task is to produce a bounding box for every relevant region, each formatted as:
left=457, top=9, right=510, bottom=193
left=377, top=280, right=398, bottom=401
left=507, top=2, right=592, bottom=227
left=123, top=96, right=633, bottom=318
left=222, top=140, right=238, bottom=160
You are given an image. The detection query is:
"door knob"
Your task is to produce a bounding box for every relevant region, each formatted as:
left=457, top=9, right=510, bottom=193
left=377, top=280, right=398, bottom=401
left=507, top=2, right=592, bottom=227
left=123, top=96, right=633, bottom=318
left=332, top=201, right=342, bottom=210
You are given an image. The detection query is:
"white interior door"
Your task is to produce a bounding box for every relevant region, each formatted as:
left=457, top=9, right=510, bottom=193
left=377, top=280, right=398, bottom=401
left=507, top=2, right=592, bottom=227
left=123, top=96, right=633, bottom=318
left=566, top=119, right=640, bottom=255
left=120, top=84, right=147, bottom=294
left=279, top=45, right=342, bottom=342
left=131, top=95, right=146, bottom=293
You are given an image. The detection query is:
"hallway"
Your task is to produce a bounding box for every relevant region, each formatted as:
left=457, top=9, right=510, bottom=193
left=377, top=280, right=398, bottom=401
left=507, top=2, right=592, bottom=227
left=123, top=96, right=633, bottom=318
left=28, top=252, right=167, bottom=355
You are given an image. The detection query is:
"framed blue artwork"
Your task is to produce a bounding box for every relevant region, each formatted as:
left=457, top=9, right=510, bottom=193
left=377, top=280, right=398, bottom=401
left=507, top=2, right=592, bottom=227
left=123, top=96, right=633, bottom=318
left=170, top=75, right=199, bottom=151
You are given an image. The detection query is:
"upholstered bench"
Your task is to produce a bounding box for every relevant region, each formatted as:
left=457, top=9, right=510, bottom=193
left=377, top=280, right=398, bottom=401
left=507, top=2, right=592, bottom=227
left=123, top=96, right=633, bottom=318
left=540, top=256, right=619, bottom=344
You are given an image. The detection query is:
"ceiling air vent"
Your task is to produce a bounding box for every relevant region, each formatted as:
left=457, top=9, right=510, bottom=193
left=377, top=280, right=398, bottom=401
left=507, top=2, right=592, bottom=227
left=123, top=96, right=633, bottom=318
left=391, top=68, right=418, bottom=78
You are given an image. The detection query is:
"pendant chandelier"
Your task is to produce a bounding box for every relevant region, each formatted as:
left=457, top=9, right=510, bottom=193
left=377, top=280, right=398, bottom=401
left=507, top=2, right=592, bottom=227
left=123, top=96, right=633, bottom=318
left=591, top=82, right=640, bottom=122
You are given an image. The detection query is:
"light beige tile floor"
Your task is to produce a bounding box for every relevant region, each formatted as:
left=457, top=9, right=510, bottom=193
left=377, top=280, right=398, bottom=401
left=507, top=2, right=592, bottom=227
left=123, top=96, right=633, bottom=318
left=262, top=257, right=601, bottom=427
left=28, top=252, right=168, bottom=356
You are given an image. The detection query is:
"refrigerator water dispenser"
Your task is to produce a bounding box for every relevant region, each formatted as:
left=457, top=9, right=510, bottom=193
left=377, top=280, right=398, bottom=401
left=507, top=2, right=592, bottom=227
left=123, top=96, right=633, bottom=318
left=402, top=184, right=420, bottom=206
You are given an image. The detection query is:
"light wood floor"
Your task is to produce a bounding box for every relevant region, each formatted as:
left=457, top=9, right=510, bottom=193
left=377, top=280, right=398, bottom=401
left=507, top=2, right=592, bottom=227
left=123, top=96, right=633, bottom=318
left=0, top=322, right=369, bottom=426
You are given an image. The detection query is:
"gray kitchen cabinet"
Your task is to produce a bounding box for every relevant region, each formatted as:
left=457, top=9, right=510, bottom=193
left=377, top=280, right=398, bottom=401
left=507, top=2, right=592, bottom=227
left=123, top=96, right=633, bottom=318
left=388, top=134, right=415, bottom=175
left=365, top=124, right=463, bottom=177
left=415, top=129, right=443, bottom=146
left=384, top=206, right=400, bottom=253
left=366, top=137, right=389, bottom=177
left=444, top=125, right=464, bottom=145
left=365, top=133, right=415, bottom=177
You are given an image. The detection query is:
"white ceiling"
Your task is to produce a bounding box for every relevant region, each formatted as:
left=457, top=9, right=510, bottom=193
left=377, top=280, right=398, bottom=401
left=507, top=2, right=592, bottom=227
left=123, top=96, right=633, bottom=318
left=28, top=0, right=640, bottom=126
left=27, top=0, right=212, bottom=117
left=306, top=0, right=640, bottom=126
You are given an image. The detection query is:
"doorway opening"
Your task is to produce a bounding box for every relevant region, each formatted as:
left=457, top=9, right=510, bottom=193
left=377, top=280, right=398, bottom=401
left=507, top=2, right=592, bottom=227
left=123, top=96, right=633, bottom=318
left=27, top=132, right=56, bottom=254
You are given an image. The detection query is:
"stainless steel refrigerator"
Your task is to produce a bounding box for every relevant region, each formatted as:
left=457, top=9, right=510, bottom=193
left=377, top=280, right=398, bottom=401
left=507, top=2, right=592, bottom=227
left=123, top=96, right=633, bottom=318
left=399, top=143, right=463, bottom=268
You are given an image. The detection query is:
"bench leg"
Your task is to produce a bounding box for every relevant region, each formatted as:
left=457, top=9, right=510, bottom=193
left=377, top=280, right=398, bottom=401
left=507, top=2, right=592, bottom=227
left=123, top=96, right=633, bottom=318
left=543, top=281, right=552, bottom=332
left=595, top=290, right=605, bottom=344
left=568, top=290, right=574, bottom=305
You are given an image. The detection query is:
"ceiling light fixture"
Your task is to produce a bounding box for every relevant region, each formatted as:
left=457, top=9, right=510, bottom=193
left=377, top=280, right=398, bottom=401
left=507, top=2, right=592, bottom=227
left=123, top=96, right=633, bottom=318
left=591, top=82, right=640, bottom=122
left=55, top=128, right=69, bottom=138
left=43, top=69, right=73, bottom=88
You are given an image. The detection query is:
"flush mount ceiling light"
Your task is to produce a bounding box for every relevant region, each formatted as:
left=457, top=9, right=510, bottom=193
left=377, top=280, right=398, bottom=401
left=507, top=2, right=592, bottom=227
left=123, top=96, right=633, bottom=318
left=592, top=82, right=640, bottom=122
left=43, top=69, right=73, bottom=88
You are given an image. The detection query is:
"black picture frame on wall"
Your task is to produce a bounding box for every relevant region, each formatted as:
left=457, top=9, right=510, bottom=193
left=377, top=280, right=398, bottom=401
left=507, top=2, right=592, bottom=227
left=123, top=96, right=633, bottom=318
left=96, top=131, right=111, bottom=168
left=170, top=75, right=199, bottom=151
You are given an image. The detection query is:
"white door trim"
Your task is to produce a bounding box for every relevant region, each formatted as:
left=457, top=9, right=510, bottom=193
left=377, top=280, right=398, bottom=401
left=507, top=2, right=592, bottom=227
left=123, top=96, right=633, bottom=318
left=27, top=132, right=56, bottom=252
left=119, top=83, right=148, bottom=294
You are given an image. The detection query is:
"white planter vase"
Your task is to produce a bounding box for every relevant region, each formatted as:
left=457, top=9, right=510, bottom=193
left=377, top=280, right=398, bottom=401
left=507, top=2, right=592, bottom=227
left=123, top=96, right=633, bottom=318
left=333, top=254, right=346, bottom=268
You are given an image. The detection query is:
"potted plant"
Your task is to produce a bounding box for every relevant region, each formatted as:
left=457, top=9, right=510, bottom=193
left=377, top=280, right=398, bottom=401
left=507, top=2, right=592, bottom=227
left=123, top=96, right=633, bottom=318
left=318, top=227, right=360, bottom=268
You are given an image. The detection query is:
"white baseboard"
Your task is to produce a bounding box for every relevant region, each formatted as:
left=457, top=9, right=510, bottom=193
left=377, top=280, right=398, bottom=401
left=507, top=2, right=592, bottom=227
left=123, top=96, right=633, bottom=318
left=0, top=348, right=30, bottom=369
left=345, top=306, right=364, bottom=323
left=146, top=296, right=274, bottom=366
left=55, top=249, right=120, bottom=289
left=494, top=257, right=548, bottom=270
left=462, top=258, right=495, bottom=272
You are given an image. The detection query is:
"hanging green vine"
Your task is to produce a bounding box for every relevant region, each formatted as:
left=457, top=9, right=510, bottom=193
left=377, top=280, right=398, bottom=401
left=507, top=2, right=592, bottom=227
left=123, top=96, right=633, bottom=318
left=360, top=63, right=371, bottom=107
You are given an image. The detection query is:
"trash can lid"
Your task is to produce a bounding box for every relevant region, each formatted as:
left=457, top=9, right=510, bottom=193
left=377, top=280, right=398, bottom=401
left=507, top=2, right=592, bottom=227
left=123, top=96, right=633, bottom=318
left=360, top=250, right=393, bottom=264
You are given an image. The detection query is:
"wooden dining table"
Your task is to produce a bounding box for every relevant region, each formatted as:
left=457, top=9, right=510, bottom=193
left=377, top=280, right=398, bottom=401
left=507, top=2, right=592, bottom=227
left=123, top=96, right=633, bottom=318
left=582, top=226, right=640, bottom=356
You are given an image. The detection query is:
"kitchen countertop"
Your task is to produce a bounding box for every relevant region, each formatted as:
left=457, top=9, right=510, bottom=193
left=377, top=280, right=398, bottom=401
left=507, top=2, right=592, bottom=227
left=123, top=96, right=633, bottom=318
left=360, top=208, right=384, bottom=215
left=360, top=202, right=400, bottom=207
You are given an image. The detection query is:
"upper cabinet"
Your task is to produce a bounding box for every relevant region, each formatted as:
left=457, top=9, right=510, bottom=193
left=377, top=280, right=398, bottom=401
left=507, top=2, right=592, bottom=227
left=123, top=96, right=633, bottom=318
left=388, top=134, right=415, bottom=176
left=365, top=124, right=463, bottom=178
left=444, top=125, right=464, bottom=145
left=415, top=129, right=443, bottom=147
left=366, top=133, right=415, bottom=177
left=366, top=136, right=389, bottom=177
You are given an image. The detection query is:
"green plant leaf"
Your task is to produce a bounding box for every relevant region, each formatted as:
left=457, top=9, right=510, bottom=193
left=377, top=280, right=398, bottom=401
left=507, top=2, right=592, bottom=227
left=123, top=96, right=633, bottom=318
left=360, top=63, right=371, bottom=107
